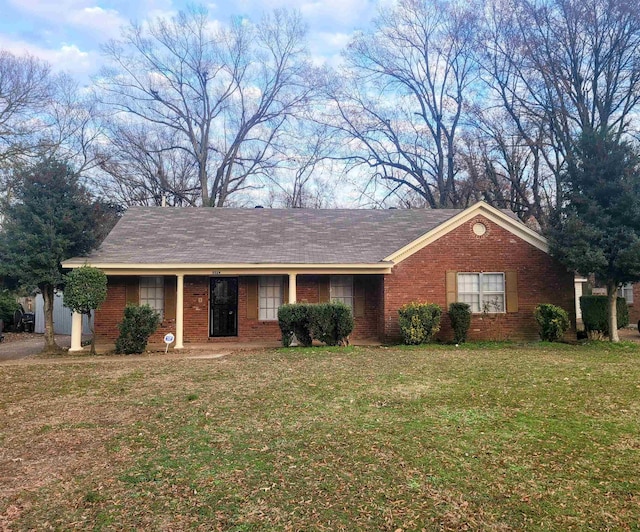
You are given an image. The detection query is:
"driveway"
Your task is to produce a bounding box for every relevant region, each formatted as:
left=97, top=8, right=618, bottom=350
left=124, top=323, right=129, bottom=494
left=0, top=334, right=76, bottom=362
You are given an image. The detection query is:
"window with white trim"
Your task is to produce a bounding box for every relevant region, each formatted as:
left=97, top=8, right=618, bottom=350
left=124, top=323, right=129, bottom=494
left=259, top=276, right=283, bottom=320
left=458, top=273, right=505, bottom=313
left=140, top=276, right=164, bottom=319
left=619, top=283, right=634, bottom=304
left=330, top=275, right=353, bottom=309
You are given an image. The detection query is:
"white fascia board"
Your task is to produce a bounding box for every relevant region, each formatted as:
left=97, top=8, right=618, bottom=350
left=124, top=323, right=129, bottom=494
left=60, top=261, right=393, bottom=275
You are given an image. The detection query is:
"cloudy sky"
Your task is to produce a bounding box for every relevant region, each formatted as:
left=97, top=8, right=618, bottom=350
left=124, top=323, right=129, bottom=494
left=0, top=0, right=386, bottom=82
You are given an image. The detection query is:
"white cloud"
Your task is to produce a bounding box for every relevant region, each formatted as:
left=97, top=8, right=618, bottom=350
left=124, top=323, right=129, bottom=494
left=8, top=0, right=127, bottom=39
left=0, top=34, right=96, bottom=77
left=299, top=0, right=372, bottom=27
left=67, top=6, right=126, bottom=38
left=308, top=31, right=352, bottom=66
left=208, top=0, right=375, bottom=29
left=314, top=31, right=352, bottom=49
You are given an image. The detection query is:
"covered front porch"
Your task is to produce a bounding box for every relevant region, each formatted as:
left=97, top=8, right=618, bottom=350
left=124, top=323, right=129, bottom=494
left=69, top=264, right=391, bottom=352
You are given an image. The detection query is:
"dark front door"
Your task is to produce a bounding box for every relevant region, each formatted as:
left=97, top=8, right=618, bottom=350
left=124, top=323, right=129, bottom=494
left=210, top=277, right=238, bottom=337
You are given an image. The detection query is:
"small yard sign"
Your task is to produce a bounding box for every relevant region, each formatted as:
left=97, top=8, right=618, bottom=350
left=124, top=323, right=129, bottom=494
left=163, top=332, right=175, bottom=353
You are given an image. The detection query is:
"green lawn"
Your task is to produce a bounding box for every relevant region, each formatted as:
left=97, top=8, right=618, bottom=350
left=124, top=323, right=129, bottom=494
left=1, top=343, right=639, bottom=530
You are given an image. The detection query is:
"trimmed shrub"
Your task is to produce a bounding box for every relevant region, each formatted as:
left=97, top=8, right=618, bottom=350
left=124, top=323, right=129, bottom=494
left=309, top=302, right=354, bottom=346
left=580, top=295, right=628, bottom=336
left=534, top=304, right=570, bottom=342
left=115, top=304, right=161, bottom=354
left=278, top=302, right=354, bottom=347
left=449, top=302, right=472, bottom=344
left=278, top=304, right=312, bottom=347
left=398, top=302, right=442, bottom=345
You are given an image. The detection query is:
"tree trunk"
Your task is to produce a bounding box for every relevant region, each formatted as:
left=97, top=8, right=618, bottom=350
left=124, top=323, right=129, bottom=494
left=607, top=281, right=619, bottom=343
left=88, top=309, right=96, bottom=356
left=42, top=284, right=61, bottom=352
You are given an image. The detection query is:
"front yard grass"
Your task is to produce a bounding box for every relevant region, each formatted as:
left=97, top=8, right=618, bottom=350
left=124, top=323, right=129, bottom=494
left=1, top=342, right=639, bottom=530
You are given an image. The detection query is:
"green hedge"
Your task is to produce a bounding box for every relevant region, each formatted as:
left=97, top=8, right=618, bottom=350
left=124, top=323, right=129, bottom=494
left=278, top=302, right=354, bottom=347
left=398, top=302, right=442, bottom=345
left=534, top=304, right=570, bottom=342
left=580, top=295, right=629, bottom=336
left=310, top=302, right=354, bottom=346
left=449, top=302, right=471, bottom=344
left=115, top=304, right=161, bottom=354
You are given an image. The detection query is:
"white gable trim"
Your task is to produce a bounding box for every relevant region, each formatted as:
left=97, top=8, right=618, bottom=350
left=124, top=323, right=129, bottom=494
left=384, top=201, right=549, bottom=265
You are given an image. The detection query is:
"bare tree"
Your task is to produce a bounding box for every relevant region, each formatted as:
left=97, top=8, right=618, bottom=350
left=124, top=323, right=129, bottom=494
left=480, top=0, right=640, bottom=209
left=265, top=122, right=339, bottom=208
left=38, top=74, right=105, bottom=176
left=327, top=0, right=479, bottom=208
left=457, top=106, right=556, bottom=225
left=93, top=121, right=200, bottom=206
left=0, top=53, right=102, bottom=223
left=0, top=51, right=53, bottom=167
left=97, top=6, right=317, bottom=207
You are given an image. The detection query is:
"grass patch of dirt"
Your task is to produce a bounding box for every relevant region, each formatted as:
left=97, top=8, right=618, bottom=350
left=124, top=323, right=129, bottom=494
left=1, top=343, right=639, bottom=530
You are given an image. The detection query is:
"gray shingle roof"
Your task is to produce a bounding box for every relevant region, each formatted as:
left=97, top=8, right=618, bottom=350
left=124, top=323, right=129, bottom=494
left=69, top=206, right=506, bottom=265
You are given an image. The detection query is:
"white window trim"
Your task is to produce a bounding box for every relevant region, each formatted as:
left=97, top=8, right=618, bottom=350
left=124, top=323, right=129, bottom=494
left=259, top=275, right=283, bottom=321
left=330, top=275, right=354, bottom=309
left=457, top=272, right=506, bottom=314
left=140, top=276, right=164, bottom=320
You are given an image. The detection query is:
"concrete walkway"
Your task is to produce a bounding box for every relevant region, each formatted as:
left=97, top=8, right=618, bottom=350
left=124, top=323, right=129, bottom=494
left=0, top=334, right=75, bottom=362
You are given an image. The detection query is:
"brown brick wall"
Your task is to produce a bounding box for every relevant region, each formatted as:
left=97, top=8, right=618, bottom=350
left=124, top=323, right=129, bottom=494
left=353, top=275, right=382, bottom=339
left=94, top=276, right=126, bottom=342
left=95, top=276, right=180, bottom=344
left=382, top=215, right=575, bottom=342
left=95, top=274, right=383, bottom=344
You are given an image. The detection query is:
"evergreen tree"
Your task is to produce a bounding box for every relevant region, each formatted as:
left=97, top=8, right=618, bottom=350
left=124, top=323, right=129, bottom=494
left=548, top=131, right=640, bottom=341
left=0, top=159, right=98, bottom=352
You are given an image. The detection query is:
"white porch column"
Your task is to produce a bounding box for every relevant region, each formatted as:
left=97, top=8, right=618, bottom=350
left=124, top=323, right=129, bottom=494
left=175, top=274, right=184, bottom=349
left=288, top=272, right=297, bottom=304
left=69, top=311, right=84, bottom=352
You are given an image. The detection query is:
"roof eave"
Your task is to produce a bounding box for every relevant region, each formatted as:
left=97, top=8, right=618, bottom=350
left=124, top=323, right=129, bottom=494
left=60, top=260, right=394, bottom=275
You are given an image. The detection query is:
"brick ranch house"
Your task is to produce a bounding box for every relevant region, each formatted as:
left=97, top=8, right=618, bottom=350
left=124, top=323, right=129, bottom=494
left=62, top=201, right=575, bottom=351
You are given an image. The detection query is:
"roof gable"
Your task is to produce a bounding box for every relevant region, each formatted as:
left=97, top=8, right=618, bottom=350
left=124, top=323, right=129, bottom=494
left=385, top=202, right=549, bottom=264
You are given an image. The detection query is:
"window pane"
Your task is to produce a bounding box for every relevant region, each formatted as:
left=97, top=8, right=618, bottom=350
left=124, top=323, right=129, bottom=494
left=619, top=283, right=634, bottom=304
left=139, top=276, right=164, bottom=319
left=259, top=276, right=282, bottom=321
left=483, top=273, right=504, bottom=292
left=458, top=274, right=479, bottom=293
left=459, top=293, right=480, bottom=313
left=482, top=294, right=504, bottom=313
left=458, top=273, right=505, bottom=313
left=330, top=275, right=353, bottom=308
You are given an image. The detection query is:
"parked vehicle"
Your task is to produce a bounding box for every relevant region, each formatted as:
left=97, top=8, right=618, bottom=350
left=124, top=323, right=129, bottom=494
left=13, top=305, right=35, bottom=333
